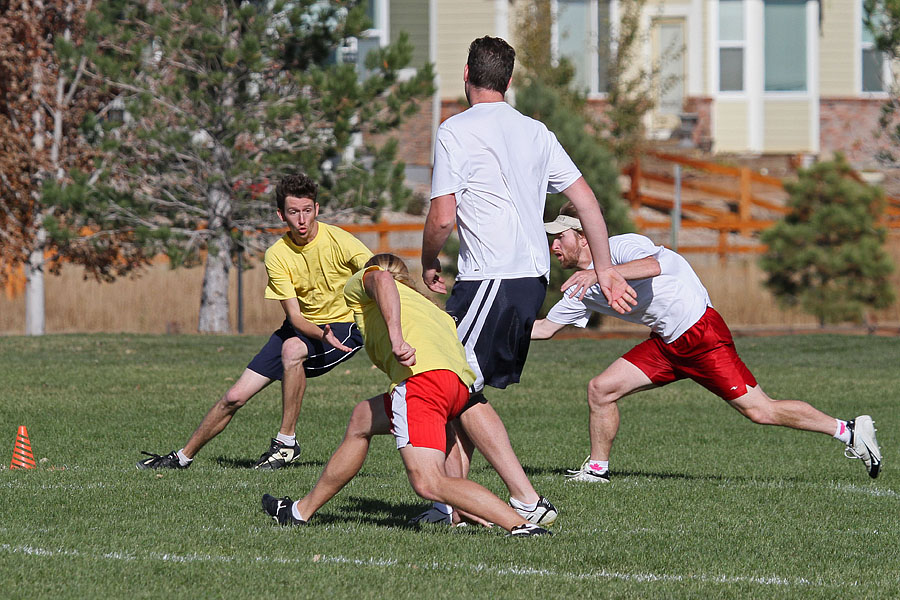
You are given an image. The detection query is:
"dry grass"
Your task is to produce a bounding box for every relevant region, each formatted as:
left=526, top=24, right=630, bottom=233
left=2, top=235, right=899, bottom=335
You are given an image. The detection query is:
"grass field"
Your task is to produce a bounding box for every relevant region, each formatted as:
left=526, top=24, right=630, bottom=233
left=0, top=334, right=897, bottom=599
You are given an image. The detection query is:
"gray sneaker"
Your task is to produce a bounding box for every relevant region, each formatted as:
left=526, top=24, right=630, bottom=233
left=407, top=506, right=452, bottom=526
left=845, top=416, right=882, bottom=478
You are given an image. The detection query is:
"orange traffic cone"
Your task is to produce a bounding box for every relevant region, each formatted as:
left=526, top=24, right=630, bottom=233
left=10, top=425, right=35, bottom=470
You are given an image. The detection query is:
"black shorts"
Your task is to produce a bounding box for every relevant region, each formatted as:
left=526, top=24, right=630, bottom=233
left=246, top=320, right=363, bottom=381
left=445, top=277, right=547, bottom=391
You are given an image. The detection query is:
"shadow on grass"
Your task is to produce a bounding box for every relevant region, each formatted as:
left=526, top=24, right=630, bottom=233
left=310, top=496, right=491, bottom=533
left=538, top=465, right=809, bottom=484
left=213, top=456, right=326, bottom=469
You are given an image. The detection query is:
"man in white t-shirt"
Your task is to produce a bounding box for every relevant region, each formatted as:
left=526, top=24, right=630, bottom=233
left=532, top=202, right=883, bottom=482
left=414, top=36, right=637, bottom=525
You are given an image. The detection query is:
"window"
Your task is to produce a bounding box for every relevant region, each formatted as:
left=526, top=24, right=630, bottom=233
left=554, top=0, right=611, bottom=95
left=718, top=0, right=744, bottom=92
left=764, top=0, right=807, bottom=92
left=336, top=0, right=388, bottom=80
left=862, top=3, right=887, bottom=92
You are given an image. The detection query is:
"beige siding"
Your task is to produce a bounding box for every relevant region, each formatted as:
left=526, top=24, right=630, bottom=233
left=436, top=1, right=498, bottom=101
left=391, top=0, right=430, bottom=69
left=713, top=100, right=749, bottom=152
left=820, top=0, right=856, bottom=96
left=763, top=100, right=811, bottom=152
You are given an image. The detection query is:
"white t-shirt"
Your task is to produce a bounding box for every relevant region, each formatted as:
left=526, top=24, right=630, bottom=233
left=431, top=101, right=582, bottom=280
left=546, top=234, right=712, bottom=343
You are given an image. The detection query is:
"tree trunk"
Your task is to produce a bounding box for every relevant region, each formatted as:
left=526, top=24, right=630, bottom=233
left=197, top=181, right=233, bottom=333
left=24, top=226, right=46, bottom=336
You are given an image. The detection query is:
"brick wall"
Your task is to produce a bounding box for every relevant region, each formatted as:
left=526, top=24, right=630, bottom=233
left=819, top=97, right=899, bottom=169
left=364, top=97, right=435, bottom=167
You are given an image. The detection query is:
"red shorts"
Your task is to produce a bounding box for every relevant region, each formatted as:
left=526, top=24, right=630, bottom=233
left=382, top=370, right=470, bottom=451
left=622, top=307, right=757, bottom=401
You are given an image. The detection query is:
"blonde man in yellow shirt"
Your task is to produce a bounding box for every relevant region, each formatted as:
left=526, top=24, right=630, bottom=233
left=138, top=174, right=372, bottom=471
left=261, top=254, right=550, bottom=536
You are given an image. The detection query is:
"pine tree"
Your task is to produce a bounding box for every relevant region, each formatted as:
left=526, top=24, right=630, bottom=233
left=83, top=0, right=433, bottom=332
left=759, top=155, right=895, bottom=326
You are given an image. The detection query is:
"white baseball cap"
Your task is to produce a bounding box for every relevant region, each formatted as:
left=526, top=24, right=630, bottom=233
left=544, top=214, right=583, bottom=234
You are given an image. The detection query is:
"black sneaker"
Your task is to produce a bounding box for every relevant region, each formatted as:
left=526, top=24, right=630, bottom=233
left=253, top=438, right=301, bottom=470
left=261, top=494, right=306, bottom=526
left=136, top=450, right=189, bottom=470
left=507, top=523, right=552, bottom=537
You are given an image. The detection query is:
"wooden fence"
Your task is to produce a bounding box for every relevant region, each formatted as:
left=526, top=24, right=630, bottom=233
left=625, top=151, right=900, bottom=258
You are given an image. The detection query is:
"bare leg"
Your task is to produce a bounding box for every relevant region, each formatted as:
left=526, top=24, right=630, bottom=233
left=182, top=369, right=271, bottom=458
left=457, top=402, right=539, bottom=504
left=279, top=337, right=308, bottom=436
left=400, top=445, right=527, bottom=532
left=727, top=385, right=837, bottom=434
left=586, top=358, right=656, bottom=461
left=294, top=396, right=390, bottom=520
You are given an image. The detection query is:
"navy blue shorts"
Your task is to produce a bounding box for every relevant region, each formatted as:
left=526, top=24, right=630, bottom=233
left=445, top=277, right=547, bottom=391
left=246, top=320, right=363, bottom=381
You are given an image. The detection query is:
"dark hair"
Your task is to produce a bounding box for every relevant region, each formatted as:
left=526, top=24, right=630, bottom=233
left=559, top=200, right=579, bottom=219
left=466, top=36, right=515, bottom=94
left=275, top=174, right=318, bottom=212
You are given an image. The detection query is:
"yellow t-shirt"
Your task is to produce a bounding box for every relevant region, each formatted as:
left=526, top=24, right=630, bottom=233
left=343, top=266, right=476, bottom=389
left=264, top=222, right=373, bottom=324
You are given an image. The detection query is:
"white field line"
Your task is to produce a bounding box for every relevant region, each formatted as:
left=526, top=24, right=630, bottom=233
left=0, top=543, right=846, bottom=589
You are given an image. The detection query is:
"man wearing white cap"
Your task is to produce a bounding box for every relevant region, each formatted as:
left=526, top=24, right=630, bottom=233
left=534, top=201, right=883, bottom=482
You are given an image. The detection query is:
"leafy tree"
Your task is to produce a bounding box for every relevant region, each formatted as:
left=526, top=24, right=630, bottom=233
left=0, top=0, right=152, bottom=335
left=83, top=0, right=433, bottom=332
left=759, top=155, right=895, bottom=326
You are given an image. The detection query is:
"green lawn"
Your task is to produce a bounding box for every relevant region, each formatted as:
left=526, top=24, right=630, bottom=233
left=0, top=334, right=897, bottom=599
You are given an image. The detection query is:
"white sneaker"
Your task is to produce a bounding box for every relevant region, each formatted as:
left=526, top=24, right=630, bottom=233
left=565, top=456, right=611, bottom=483
left=845, top=415, right=882, bottom=479
left=511, top=496, right=558, bottom=526
left=407, top=506, right=451, bottom=526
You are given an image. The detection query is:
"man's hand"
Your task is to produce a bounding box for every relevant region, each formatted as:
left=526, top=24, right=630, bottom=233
left=561, top=269, right=599, bottom=301
left=422, top=258, right=447, bottom=294
left=598, top=268, right=637, bottom=314
left=323, top=324, right=353, bottom=353
left=392, top=340, right=416, bottom=367
left=561, top=267, right=637, bottom=314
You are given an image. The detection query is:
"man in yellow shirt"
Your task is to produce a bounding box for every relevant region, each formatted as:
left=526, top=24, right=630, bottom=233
left=261, top=254, right=550, bottom=536
left=138, top=174, right=372, bottom=470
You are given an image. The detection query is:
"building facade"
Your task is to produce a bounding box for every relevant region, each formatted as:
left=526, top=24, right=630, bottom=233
left=360, top=0, right=895, bottom=169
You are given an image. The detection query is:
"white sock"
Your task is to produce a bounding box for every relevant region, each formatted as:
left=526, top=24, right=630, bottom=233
left=432, top=502, right=452, bottom=515
left=176, top=449, right=193, bottom=467
left=588, top=459, right=609, bottom=473
left=509, top=497, right=537, bottom=512
left=276, top=433, right=296, bottom=446
left=834, top=420, right=852, bottom=445
left=291, top=501, right=306, bottom=522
